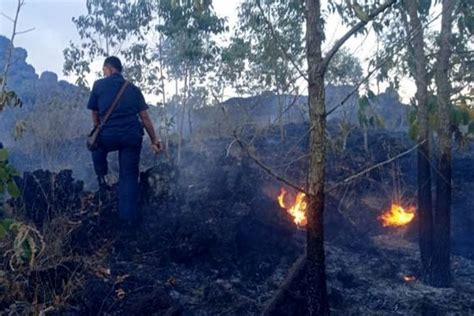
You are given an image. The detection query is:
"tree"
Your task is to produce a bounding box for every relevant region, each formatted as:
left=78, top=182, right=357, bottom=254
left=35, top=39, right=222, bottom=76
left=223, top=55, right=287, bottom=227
left=228, top=0, right=305, bottom=140
left=305, top=0, right=329, bottom=312
left=403, top=0, right=433, bottom=282
left=0, top=0, right=28, bottom=209
left=432, top=0, right=456, bottom=287
left=0, top=0, right=24, bottom=237
left=305, top=1, right=397, bottom=313
left=372, top=0, right=472, bottom=286
left=63, top=0, right=155, bottom=88
left=157, top=0, right=226, bottom=163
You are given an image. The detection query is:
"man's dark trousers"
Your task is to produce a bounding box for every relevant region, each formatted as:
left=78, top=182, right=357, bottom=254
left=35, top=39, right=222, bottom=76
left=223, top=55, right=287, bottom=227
left=92, top=131, right=142, bottom=223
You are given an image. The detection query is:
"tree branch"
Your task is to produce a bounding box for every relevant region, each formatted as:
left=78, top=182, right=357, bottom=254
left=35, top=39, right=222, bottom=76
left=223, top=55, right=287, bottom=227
left=326, top=141, right=425, bottom=193
left=233, top=134, right=310, bottom=195
left=322, top=0, right=397, bottom=69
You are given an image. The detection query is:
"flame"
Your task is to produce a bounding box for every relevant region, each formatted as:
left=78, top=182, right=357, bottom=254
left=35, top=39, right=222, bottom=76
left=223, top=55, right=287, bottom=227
left=403, top=275, right=416, bottom=282
left=379, top=203, right=415, bottom=227
left=277, top=188, right=307, bottom=226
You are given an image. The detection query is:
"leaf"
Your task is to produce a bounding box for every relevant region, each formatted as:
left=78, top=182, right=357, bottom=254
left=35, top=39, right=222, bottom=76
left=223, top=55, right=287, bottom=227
left=0, top=149, right=8, bottom=162
left=7, top=181, right=20, bottom=198
left=352, top=2, right=370, bottom=22
left=367, top=90, right=376, bottom=100
left=1, top=218, right=15, bottom=230
left=0, top=167, right=7, bottom=179
left=0, top=219, right=14, bottom=239
left=21, top=239, right=32, bottom=261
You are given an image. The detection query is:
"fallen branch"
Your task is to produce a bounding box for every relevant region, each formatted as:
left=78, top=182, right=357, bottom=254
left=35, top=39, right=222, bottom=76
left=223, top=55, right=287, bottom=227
left=262, top=254, right=307, bottom=316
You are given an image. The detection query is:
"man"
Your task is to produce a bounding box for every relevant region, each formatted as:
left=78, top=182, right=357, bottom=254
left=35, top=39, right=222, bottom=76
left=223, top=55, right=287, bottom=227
left=87, top=56, right=161, bottom=224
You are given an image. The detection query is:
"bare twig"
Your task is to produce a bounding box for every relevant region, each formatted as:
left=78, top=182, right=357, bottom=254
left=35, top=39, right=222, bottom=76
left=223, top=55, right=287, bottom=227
left=0, top=12, right=15, bottom=23
left=0, top=0, right=27, bottom=101
left=322, top=0, right=397, bottom=69
left=16, top=27, right=35, bottom=35
left=327, top=141, right=425, bottom=193
left=233, top=134, right=309, bottom=195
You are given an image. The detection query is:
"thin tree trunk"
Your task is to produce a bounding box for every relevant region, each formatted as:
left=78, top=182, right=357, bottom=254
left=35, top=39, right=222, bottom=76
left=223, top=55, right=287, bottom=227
left=277, top=92, right=285, bottom=142
left=432, top=0, right=455, bottom=287
left=363, top=125, right=369, bottom=152
left=158, top=32, right=168, bottom=147
left=404, top=0, right=433, bottom=282
left=177, top=68, right=188, bottom=165
left=305, top=0, right=329, bottom=314
left=187, top=77, right=193, bottom=136
left=0, top=0, right=22, bottom=102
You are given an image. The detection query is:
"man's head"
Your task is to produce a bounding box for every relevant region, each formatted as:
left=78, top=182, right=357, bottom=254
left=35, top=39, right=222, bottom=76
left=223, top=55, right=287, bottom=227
left=103, top=56, right=123, bottom=77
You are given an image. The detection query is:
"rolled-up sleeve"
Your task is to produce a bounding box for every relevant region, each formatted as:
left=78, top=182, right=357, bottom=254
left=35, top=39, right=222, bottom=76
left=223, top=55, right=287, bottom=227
left=137, top=89, right=149, bottom=112
left=87, top=82, right=99, bottom=111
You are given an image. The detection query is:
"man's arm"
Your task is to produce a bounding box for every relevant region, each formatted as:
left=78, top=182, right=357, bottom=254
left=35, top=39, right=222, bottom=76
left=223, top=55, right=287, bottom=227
left=87, top=81, right=100, bottom=127
left=139, top=110, right=162, bottom=152
left=92, top=111, right=100, bottom=127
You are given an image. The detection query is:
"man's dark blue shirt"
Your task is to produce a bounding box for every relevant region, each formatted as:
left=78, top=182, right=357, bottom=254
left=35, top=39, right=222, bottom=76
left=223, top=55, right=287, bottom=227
left=87, top=73, right=148, bottom=136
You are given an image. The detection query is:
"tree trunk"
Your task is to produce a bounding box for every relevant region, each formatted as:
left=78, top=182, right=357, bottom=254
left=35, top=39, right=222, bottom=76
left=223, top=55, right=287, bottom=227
left=432, top=0, right=455, bottom=287
left=404, top=0, right=433, bottom=282
left=177, top=68, right=188, bottom=165
left=305, top=0, right=330, bottom=314
left=277, top=92, right=285, bottom=142
left=187, top=79, right=193, bottom=136
left=363, top=125, right=369, bottom=152
left=159, top=32, right=168, bottom=147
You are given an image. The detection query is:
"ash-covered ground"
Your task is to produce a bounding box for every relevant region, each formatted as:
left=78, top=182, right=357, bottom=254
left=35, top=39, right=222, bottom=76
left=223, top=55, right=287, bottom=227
left=1, top=124, right=473, bottom=315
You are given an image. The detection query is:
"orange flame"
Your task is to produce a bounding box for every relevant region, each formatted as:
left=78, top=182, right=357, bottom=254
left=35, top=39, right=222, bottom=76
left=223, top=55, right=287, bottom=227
left=277, top=188, right=307, bottom=226
left=379, top=203, right=415, bottom=227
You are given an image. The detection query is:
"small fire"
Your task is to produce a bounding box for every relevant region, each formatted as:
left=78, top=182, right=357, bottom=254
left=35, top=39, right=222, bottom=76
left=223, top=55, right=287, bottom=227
left=379, top=203, right=416, bottom=227
left=277, top=188, right=307, bottom=226
left=403, top=275, right=416, bottom=282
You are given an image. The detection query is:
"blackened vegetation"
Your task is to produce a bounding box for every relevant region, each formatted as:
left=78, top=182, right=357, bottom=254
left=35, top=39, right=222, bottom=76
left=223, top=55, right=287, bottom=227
left=1, top=125, right=473, bottom=315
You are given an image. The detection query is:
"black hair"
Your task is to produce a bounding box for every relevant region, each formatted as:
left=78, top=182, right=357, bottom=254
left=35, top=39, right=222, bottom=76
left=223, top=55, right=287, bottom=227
left=103, top=56, right=123, bottom=73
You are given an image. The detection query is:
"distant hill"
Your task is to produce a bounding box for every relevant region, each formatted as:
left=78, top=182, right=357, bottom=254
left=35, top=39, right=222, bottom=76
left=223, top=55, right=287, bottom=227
left=0, top=35, right=409, bottom=177
left=0, top=35, right=88, bottom=146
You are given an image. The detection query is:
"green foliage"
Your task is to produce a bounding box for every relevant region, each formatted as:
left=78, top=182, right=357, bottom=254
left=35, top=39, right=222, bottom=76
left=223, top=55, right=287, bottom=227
left=63, top=0, right=154, bottom=87
left=0, top=218, right=15, bottom=239
left=407, top=93, right=474, bottom=143
left=0, top=77, right=23, bottom=111
left=8, top=222, right=44, bottom=269
left=326, top=48, right=364, bottom=86
left=157, top=0, right=226, bottom=81
left=0, top=148, right=20, bottom=200
left=358, top=91, right=384, bottom=129
left=221, top=0, right=304, bottom=94
left=0, top=149, right=19, bottom=242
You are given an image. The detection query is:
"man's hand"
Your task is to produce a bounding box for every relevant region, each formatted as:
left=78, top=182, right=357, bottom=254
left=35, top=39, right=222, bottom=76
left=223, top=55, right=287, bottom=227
left=151, top=139, right=163, bottom=154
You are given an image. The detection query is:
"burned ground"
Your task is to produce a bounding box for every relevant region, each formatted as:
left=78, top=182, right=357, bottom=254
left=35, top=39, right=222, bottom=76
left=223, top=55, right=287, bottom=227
left=1, top=124, right=473, bottom=315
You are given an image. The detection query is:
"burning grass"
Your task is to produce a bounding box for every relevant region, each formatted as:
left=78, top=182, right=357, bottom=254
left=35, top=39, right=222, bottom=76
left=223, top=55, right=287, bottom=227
left=379, top=203, right=416, bottom=227
left=277, top=188, right=307, bottom=227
